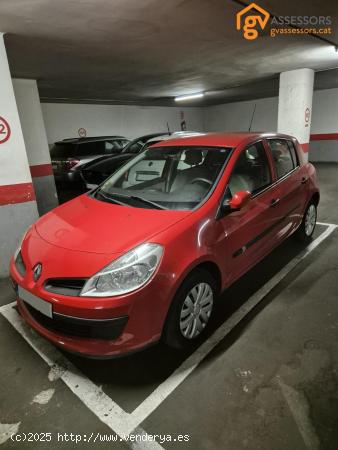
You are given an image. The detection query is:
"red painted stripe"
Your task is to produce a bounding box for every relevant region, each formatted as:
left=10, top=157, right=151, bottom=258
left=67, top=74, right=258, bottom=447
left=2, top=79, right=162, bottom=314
left=0, top=183, right=36, bottom=206
left=300, top=143, right=309, bottom=153
left=30, top=163, right=53, bottom=178
left=310, top=133, right=338, bottom=141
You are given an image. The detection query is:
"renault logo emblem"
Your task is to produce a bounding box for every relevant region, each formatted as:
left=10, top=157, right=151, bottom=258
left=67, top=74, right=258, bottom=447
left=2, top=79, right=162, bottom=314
left=33, top=263, right=42, bottom=282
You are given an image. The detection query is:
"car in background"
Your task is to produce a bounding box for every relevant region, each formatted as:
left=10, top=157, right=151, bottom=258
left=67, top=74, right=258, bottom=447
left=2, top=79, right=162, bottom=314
left=81, top=131, right=203, bottom=189
left=50, top=136, right=130, bottom=188
left=10, top=132, right=319, bottom=357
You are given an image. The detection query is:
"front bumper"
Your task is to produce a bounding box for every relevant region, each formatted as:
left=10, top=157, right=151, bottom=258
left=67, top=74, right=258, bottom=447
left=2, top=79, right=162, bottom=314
left=10, top=261, right=170, bottom=358
left=23, top=298, right=128, bottom=340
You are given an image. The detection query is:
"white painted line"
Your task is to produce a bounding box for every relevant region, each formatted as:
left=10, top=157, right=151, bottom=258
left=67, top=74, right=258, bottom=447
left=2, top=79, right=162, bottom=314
left=0, top=422, right=21, bottom=445
left=31, top=388, right=55, bottom=405
left=0, top=222, right=336, bottom=443
left=277, top=377, right=320, bottom=450
left=317, top=221, right=338, bottom=226
left=0, top=304, right=162, bottom=446
left=130, top=223, right=337, bottom=425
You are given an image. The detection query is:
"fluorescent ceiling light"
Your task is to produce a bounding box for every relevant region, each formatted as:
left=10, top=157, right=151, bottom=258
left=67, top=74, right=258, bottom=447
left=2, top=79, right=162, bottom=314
left=175, top=93, right=204, bottom=102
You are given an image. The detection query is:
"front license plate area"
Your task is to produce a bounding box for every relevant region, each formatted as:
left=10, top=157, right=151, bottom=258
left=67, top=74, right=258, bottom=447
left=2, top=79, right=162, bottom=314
left=18, top=286, right=53, bottom=319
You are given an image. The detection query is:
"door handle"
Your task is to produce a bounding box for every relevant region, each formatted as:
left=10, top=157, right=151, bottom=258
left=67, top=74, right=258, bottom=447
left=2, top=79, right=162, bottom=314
left=301, top=177, right=308, bottom=184
left=270, top=198, right=280, bottom=207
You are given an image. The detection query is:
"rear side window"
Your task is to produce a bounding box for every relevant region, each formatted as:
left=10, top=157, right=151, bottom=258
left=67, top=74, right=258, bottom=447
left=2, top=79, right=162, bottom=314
left=50, top=143, right=77, bottom=158
left=104, top=140, right=126, bottom=153
left=287, top=140, right=299, bottom=167
left=268, top=139, right=295, bottom=179
left=77, top=141, right=124, bottom=156
left=77, top=142, right=105, bottom=156
left=124, top=141, right=144, bottom=154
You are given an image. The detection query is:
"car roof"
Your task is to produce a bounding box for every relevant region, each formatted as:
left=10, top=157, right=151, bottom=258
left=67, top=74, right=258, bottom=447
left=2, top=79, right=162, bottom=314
left=151, top=132, right=297, bottom=148
left=146, top=131, right=204, bottom=144
left=55, top=136, right=128, bottom=144
left=129, top=132, right=168, bottom=142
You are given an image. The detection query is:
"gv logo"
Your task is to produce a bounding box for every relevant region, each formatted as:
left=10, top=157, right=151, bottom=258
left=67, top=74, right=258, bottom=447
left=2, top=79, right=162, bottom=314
left=236, top=3, right=270, bottom=40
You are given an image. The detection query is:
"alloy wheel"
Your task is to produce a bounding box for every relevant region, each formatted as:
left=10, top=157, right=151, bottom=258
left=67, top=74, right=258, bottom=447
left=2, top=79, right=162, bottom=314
left=305, top=204, right=317, bottom=236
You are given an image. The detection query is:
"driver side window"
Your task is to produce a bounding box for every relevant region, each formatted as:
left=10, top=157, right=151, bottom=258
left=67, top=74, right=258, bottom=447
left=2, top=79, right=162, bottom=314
left=228, top=142, right=271, bottom=197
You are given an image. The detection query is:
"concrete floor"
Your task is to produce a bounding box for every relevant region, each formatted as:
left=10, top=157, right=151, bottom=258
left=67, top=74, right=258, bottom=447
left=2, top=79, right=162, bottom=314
left=0, top=162, right=338, bottom=449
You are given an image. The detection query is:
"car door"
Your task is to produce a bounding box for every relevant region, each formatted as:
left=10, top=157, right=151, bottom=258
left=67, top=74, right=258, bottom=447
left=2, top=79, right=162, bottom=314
left=265, top=138, right=308, bottom=240
left=217, top=141, right=282, bottom=283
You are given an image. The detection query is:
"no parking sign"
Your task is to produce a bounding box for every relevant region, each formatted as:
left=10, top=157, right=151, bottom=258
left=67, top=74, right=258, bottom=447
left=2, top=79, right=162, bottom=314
left=78, top=127, right=87, bottom=138
left=0, top=116, right=11, bottom=144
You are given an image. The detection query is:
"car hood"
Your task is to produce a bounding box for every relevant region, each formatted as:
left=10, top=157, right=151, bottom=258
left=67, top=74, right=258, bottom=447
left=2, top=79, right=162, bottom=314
left=35, top=194, right=189, bottom=254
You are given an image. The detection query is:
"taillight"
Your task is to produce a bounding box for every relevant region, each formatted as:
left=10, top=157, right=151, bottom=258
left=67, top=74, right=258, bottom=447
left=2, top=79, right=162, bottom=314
left=65, top=158, right=79, bottom=170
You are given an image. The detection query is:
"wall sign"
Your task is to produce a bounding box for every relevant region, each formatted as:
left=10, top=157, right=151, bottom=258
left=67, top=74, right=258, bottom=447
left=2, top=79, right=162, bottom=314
left=78, top=127, right=87, bottom=138
left=305, top=107, right=311, bottom=127
left=0, top=116, right=11, bottom=144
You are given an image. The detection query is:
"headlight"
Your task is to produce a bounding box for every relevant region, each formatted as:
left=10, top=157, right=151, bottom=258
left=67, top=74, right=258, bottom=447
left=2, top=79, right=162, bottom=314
left=80, top=243, right=163, bottom=297
left=14, top=226, right=31, bottom=260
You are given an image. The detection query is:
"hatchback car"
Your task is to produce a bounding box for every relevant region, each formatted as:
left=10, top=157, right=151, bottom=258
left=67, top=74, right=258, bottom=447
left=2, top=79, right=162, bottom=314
left=10, top=132, right=319, bottom=357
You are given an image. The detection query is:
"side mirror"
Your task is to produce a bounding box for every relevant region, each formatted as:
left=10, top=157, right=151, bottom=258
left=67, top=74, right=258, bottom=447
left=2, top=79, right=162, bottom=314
left=222, top=190, right=251, bottom=213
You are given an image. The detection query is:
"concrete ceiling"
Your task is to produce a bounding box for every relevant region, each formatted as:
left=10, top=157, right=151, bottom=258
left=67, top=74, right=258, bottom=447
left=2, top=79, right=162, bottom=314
left=1, top=0, right=338, bottom=106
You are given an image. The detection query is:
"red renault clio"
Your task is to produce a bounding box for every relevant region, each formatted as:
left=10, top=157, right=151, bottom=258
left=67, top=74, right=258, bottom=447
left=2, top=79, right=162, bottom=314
left=10, top=133, right=319, bottom=357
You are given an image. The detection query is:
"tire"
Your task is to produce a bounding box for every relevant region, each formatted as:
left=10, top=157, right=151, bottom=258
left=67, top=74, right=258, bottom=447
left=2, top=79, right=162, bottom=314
left=294, top=201, right=317, bottom=242
left=162, top=269, right=217, bottom=350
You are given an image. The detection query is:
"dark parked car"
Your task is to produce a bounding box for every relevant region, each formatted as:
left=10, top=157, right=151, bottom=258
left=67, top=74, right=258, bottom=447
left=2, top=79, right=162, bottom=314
left=50, top=136, right=130, bottom=187
left=80, top=131, right=201, bottom=189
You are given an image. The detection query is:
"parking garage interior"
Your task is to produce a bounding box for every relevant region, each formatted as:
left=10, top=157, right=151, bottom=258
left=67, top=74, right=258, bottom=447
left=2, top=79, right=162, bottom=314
left=1, top=1, right=338, bottom=449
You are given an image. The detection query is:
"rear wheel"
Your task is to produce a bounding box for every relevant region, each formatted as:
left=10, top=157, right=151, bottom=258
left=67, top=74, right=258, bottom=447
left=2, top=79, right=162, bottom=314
left=162, top=269, right=216, bottom=350
left=295, top=201, right=317, bottom=242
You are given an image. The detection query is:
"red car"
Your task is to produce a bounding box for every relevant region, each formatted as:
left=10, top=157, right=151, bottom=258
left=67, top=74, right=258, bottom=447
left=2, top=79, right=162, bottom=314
left=10, top=132, right=319, bottom=357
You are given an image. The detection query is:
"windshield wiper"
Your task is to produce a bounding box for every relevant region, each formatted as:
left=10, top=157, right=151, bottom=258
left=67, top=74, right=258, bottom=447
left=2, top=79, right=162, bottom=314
left=108, top=192, right=167, bottom=210
left=96, top=190, right=166, bottom=210
left=129, top=195, right=167, bottom=210
left=95, top=190, right=129, bottom=207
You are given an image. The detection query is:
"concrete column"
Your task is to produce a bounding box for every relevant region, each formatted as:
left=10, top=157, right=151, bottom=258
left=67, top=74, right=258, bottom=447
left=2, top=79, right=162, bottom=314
left=13, top=79, right=59, bottom=215
left=277, top=68, right=314, bottom=161
left=0, top=33, right=38, bottom=277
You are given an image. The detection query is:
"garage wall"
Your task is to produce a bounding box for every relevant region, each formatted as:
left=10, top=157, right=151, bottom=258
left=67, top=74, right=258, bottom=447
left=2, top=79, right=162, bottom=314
left=203, top=89, right=338, bottom=163
left=40, top=88, right=338, bottom=162
left=203, top=97, right=279, bottom=133
left=309, top=88, right=338, bottom=162
left=41, top=103, right=205, bottom=144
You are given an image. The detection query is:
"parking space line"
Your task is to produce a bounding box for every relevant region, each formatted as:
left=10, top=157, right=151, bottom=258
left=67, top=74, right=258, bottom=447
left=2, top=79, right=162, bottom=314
left=317, top=221, right=337, bottom=226
left=0, top=304, right=162, bottom=447
left=277, top=377, right=320, bottom=450
left=1, top=222, right=336, bottom=446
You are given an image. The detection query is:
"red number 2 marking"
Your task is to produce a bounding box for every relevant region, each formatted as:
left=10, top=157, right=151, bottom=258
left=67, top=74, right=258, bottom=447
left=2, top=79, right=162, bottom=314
left=0, top=117, right=11, bottom=144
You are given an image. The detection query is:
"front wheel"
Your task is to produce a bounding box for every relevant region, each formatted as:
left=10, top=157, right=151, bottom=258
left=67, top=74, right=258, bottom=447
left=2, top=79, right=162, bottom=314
left=295, top=201, right=317, bottom=242
left=162, top=269, right=217, bottom=350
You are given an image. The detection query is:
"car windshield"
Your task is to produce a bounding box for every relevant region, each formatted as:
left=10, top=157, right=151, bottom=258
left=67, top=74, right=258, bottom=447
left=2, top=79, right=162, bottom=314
left=96, top=146, right=232, bottom=210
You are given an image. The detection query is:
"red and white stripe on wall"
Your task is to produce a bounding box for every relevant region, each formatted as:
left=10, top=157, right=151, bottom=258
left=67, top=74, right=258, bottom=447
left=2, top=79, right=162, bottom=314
left=299, top=134, right=338, bottom=153
left=0, top=182, right=35, bottom=206
left=0, top=163, right=52, bottom=206
left=29, top=163, right=53, bottom=178
left=310, top=133, right=338, bottom=141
